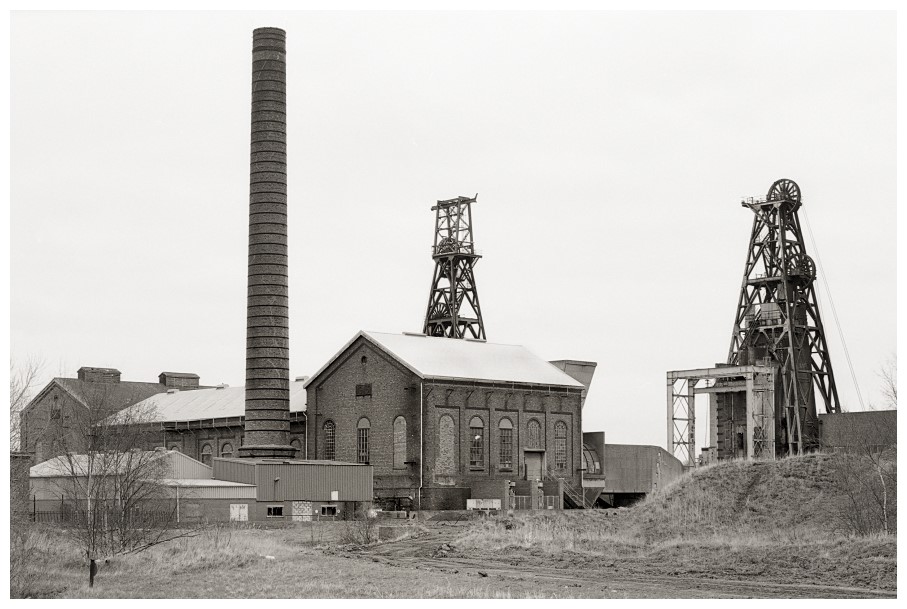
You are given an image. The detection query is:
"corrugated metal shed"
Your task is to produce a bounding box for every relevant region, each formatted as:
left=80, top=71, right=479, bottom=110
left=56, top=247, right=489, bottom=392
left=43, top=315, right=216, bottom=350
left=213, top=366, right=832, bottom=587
left=305, top=331, right=584, bottom=388
left=110, top=382, right=307, bottom=424
left=214, top=458, right=372, bottom=502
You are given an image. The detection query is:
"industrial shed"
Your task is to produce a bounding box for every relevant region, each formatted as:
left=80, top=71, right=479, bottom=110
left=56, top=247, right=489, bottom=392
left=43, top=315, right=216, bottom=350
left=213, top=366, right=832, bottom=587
left=213, top=457, right=373, bottom=521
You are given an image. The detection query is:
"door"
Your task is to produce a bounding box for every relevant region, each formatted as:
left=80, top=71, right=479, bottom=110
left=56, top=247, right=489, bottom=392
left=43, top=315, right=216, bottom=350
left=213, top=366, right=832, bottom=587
left=229, top=504, right=248, bottom=522
left=525, top=451, right=543, bottom=480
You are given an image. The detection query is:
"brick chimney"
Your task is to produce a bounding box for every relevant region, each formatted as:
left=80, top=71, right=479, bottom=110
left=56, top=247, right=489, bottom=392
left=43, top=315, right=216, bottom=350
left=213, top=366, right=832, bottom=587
left=239, top=27, right=295, bottom=459
left=77, top=367, right=121, bottom=383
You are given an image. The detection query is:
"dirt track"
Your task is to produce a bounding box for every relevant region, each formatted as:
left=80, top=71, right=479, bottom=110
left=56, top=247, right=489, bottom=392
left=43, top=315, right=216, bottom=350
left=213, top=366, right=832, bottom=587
left=354, top=525, right=896, bottom=599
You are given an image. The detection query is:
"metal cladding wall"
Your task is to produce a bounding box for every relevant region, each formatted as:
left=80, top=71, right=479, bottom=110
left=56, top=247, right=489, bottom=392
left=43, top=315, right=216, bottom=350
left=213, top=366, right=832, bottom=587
left=241, top=26, right=294, bottom=458
left=601, top=444, right=684, bottom=494
left=255, top=462, right=373, bottom=502
left=213, top=458, right=257, bottom=485
left=167, top=452, right=214, bottom=479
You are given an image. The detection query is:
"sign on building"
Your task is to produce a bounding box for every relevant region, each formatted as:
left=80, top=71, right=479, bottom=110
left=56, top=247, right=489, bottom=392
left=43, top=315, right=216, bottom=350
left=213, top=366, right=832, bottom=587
left=466, top=499, right=501, bottom=511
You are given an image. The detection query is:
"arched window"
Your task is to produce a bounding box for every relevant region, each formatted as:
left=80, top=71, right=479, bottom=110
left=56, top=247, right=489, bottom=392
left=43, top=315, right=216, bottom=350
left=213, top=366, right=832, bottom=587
left=357, top=418, right=371, bottom=464
left=582, top=443, right=600, bottom=475
left=498, top=418, right=513, bottom=470
left=469, top=416, right=484, bottom=468
left=221, top=443, right=234, bottom=458
left=323, top=420, right=336, bottom=461
left=527, top=419, right=542, bottom=449
left=168, top=445, right=180, bottom=452
left=555, top=422, right=568, bottom=470
left=437, top=414, right=456, bottom=475
left=393, top=416, right=407, bottom=469
left=200, top=444, right=212, bottom=466
left=290, top=438, right=302, bottom=459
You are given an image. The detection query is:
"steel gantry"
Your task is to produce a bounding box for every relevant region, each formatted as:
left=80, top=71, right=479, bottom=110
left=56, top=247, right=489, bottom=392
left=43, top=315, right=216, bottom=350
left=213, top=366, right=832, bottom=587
left=422, top=195, right=487, bottom=339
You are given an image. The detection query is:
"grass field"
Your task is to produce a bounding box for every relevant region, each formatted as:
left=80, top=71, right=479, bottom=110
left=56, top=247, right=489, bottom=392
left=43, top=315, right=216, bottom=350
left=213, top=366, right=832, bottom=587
left=10, top=453, right=897, bottom=598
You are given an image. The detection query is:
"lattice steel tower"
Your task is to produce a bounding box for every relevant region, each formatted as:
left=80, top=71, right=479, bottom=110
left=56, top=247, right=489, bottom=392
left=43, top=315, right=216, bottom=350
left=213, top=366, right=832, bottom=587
left=422, top=195, right=486, bottom=339
left=727, top=179, right=841, bottom=456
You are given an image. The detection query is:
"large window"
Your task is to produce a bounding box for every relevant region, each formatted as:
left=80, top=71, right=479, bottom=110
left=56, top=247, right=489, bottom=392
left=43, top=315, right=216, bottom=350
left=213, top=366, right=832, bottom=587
left=323, top=420, right=336, bottom=460
left=527, top=419, right=542, bottom=448
left=555, top=422, right=568, bottom=470
left=290, top=438, right=302, bottom=459
left=357, top=418, right=371, bottom=464
left=469, top=416, right=484, bottom=468
left=499, top=418, right=513, bottom=470
left=393, top=416, right=407, bottom=469
left=200, top=444, right=213, bottom=466
left=221, top=443, right=234, bottom=458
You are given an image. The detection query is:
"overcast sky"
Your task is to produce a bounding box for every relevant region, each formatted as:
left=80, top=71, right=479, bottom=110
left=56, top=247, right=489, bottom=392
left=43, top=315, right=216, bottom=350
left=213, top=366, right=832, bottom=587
left=9, top=11, right=896, bottom=452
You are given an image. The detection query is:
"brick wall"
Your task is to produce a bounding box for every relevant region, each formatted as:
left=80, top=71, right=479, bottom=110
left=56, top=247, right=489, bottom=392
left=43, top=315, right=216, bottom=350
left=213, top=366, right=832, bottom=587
left=306, top=337, right=421, bottom=498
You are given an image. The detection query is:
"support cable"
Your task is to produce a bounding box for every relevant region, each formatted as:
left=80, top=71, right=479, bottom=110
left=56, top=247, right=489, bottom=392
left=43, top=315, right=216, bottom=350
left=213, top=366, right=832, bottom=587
left=802, top=208, right=865, bottom=411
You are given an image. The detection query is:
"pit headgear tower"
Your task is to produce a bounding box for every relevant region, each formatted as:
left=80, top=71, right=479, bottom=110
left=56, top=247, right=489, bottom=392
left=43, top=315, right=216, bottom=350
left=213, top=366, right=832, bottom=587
left=422, top=195, right=486, bottom=339
left=239, top=27, right=296, bottom=459
left=727, top=178, right=841, bottom=455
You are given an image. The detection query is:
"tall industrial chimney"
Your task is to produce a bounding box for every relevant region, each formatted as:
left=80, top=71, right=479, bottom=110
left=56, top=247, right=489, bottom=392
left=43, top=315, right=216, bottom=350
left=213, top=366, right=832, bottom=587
left=239, top=27, right=295, bottom=459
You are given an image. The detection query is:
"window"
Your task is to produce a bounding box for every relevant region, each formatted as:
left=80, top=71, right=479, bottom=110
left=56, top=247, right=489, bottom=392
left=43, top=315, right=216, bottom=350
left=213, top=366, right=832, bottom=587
left=357, top=418, right=370, bottom=464
left=393, top=416, right=407, bottom=469
left=555, top=422, right=568, bottom=470
left=50, top=396, right=61, bottom=420
left=168, top=445, right=180, bottom=452
left=437, top=414, right=456, bottom=475
left=469, top=416, right=484, bottom=468
left=323, top=421, right=336, bottom=460
left=200, top=444, right=213, bottom=466
left=290, top=438, right=302, bottom=458
left=499, top=418, right=513, bottom=470
left=321, top=505, right=337, bottom=516
left=266, top=505, right=284, bottom=518
left=527, top=419, right=541, bottom=448
left=355, top=383, right=372, bottom=397
left=221, top=443, right=234, bottom=458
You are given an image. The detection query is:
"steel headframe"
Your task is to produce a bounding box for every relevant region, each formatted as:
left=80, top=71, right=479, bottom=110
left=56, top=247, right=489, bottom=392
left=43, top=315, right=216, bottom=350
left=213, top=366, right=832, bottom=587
left=726, top=179, right=841, bottom=456
left=422, top=195, right=487, bottom=339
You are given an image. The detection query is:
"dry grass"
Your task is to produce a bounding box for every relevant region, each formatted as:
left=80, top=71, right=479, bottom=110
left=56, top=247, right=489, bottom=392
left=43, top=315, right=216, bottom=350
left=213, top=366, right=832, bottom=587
left=10, top=523, right=572, bottom=598
left=453, top=454, right=897, bottom=591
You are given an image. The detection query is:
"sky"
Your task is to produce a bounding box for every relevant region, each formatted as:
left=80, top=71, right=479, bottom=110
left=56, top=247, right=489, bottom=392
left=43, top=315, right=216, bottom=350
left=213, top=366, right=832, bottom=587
left=9, top=10, right=897, bottom=453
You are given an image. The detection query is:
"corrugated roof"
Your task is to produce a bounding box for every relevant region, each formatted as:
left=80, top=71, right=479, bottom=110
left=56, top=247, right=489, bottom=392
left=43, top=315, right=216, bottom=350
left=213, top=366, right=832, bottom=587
left=161, top=478, right=255, bottom=488
left=31, top=450, right=173, bottom=477
left=305, top=331, right=584, bottom=388
left=112, top=383, right=307, bottom=424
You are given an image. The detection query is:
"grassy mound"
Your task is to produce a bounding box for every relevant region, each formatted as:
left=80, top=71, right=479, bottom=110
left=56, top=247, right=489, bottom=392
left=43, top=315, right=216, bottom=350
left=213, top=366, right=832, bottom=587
left=453, top=454, right=897, bottom=591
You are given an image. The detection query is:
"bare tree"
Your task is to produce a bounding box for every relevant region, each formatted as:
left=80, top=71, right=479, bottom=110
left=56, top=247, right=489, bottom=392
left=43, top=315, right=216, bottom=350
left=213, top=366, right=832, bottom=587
left=9, top=355, right=44, bottom=451
left=877, top=354, right=896, bottom=410
left=42, top=387, right=199, bottom=586
left=825, top=410, right=897, bottom=535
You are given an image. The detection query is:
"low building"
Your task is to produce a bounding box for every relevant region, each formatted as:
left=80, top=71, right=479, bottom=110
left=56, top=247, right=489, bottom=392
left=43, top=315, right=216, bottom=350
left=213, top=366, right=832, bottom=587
left=818, top=410, right=897, bottom=450
left=28, top=449, right=372, bottom=523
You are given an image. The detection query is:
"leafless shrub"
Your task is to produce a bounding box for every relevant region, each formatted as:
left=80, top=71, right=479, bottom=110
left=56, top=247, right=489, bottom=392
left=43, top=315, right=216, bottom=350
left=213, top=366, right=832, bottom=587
left=339, top=505, right=378, bottom=546
left=9, top=355, right=44, bottom=450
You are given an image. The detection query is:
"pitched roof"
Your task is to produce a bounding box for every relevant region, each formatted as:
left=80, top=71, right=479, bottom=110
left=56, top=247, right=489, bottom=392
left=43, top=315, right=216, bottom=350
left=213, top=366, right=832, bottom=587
left=112, top=382, right=307, bottom=424
left=53, top=378, right=168, bottom=411
left=305, top=331, right=584, bottom=388
left=31, top=450, right=213, bottom=480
